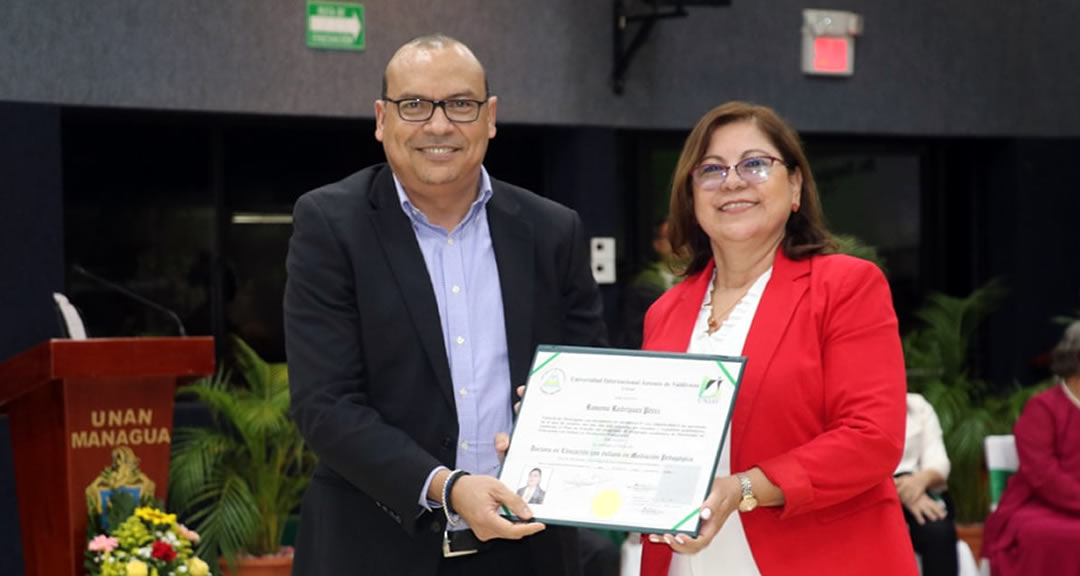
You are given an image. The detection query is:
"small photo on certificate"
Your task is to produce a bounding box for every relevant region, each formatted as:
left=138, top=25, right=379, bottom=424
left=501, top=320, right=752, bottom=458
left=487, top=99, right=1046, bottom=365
left=498, top=345, right=745, bottom=536
left=514, top=466, right=549, bottom=505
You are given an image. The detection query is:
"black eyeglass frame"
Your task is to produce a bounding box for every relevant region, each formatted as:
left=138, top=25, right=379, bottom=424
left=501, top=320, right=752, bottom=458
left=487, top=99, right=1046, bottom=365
left=380, top=95, right=492, bottom=123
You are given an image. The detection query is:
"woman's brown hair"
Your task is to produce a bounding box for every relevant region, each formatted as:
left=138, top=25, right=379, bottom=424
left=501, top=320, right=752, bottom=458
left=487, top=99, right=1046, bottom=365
left=668, top=101, right=832, bottom=276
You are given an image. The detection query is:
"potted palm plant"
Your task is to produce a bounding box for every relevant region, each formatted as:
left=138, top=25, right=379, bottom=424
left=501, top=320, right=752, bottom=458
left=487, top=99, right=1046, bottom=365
left=169, top=336, right=315, bottom=576
left=902, top=280, right=1049, bottom=558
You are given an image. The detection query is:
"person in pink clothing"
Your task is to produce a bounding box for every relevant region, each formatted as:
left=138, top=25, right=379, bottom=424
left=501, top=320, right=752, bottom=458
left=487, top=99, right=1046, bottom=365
left=982, top=321, right=1080, bottom=576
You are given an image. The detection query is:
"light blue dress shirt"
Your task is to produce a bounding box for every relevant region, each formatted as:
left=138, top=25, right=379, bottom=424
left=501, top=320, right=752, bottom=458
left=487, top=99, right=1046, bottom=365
left=393, top=168, right=513, bottom=520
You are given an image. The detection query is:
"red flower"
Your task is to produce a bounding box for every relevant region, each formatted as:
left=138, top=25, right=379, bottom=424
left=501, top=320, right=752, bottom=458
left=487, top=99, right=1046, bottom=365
left=151, top=540, right=177, bottom=562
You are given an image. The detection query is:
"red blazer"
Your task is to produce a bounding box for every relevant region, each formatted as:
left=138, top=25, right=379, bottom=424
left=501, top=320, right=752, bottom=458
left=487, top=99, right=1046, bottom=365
left=642, top=250, right=917, bottom=576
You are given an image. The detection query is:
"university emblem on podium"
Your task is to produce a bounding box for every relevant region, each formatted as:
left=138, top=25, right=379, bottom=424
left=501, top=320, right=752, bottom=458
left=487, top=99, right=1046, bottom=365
left=85, top=446, right=156, bottom=525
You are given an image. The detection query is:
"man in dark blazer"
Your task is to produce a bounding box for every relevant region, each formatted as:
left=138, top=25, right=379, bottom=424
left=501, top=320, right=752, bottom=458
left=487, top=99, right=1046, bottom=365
left=284, top=34, right=607, bottom=576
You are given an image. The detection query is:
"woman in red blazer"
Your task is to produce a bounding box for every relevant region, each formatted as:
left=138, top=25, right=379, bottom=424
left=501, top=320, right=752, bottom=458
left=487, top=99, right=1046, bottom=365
left=637, top=102, right=917, bottom=576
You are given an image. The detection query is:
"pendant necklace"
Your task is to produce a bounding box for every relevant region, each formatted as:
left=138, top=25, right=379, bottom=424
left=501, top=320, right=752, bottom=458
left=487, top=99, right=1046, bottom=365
left=706, top=285, right=750, bottom=335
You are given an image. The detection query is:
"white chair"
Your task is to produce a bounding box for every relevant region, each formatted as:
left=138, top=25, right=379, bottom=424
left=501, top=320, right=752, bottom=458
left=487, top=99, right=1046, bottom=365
left=980, top=434, right=1018, bottom=576
left=984, top=435, right=1018, bottom=512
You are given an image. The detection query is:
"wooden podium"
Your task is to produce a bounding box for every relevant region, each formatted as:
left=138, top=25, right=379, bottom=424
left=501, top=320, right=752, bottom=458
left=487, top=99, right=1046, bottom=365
left=0, top=338, right=214, bottom=576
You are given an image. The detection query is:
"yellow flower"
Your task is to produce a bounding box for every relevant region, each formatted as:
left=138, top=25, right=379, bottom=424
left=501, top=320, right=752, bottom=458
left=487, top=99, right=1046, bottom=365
left=188, top=557, right=210, bottom=576
left=125, top=559, right=148, bottom=576
left=133, top=507, right=177, bottom=526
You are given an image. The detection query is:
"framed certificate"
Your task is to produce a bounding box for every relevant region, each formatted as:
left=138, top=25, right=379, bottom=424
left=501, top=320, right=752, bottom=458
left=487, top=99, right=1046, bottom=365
left=498, top=345, right=745, bottom=536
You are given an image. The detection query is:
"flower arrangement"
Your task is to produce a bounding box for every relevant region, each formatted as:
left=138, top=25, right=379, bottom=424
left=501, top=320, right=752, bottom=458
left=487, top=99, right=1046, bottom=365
left=85, top=500, right=210, bottom=576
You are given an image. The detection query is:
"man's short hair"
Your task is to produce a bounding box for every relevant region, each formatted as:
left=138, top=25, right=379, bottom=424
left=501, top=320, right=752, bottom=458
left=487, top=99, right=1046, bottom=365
left=380, top=33, right=491, bottom=98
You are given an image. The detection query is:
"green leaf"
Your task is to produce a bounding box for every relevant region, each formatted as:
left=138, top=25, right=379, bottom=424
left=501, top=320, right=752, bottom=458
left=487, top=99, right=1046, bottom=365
left=191, top=473, right=261, bottom=561
left=829, top=233, right=887, bottom=272
left=169, top=427, right=235, bottom=516
left=169, top=335, right=317, bottom=559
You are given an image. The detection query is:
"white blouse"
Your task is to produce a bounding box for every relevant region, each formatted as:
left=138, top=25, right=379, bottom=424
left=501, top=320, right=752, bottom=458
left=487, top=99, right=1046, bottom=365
left=894, top=393, right=950, bottom=479
left=668, top=267, right=771, bottom=576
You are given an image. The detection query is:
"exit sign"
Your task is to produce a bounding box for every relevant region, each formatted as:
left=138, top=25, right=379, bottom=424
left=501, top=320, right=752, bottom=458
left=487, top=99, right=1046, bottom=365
left=307, top=1, right=365, bottom=51
left=812, top=37, right=850, bottom=74
left=801, top=10, right=862, bottom=77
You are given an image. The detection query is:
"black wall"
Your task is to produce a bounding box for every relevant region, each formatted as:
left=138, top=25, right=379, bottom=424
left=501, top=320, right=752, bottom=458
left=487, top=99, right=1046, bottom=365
left=982, top=140, right=1080, bottom=385
left=0, top=104, right=64, bottom=358
left=0, top=102, right=65, bottom=576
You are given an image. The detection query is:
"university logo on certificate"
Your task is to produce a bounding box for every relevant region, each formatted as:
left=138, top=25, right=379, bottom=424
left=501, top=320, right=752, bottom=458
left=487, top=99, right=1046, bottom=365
left=498, top=345, right=745, bottom=536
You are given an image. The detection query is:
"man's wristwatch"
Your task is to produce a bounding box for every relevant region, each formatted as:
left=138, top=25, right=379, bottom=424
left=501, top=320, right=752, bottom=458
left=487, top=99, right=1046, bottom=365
left=736, top=472, right=758, bottom=512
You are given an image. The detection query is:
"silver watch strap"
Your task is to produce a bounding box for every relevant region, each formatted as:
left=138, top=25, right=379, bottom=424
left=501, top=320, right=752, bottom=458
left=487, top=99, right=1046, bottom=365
left=736, top=472, right=753, bottom=497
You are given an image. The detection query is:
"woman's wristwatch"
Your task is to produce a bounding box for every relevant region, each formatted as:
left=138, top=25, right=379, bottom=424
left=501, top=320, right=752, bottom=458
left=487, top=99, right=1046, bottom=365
left=736, top=472, right=758, bottom=512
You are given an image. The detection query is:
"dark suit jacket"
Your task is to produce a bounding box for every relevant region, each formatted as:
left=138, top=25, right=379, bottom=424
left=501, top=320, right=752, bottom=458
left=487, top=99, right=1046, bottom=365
left=284, top=164, right=607, bottom=576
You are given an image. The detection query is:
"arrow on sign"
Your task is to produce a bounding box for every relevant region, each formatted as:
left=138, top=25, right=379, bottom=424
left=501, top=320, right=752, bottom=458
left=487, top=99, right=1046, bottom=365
left=309, top=14, right=362, bottom=38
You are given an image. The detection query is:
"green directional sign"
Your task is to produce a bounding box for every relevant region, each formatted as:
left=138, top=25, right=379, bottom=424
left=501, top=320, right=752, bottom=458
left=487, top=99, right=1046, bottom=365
left=307, top=1, right=365, bottom=51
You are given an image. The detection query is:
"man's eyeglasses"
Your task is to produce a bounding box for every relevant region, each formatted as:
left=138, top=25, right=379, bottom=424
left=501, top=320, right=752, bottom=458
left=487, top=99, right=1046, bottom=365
left=692, top=156, right=789, bottom=189
left=382, top=96, right=490, bottom=123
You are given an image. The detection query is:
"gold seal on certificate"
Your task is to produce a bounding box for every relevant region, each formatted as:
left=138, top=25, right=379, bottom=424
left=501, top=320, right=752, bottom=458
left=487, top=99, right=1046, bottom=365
left=498, top=345, right=745, bottom=536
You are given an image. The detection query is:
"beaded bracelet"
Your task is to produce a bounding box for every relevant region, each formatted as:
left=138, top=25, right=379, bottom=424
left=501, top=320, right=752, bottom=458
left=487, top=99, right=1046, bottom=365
left=441, top=469, right=470, bottom=526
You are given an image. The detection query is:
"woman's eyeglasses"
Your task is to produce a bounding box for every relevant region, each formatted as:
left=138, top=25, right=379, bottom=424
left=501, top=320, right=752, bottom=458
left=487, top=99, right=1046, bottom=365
left=692, top=156, right=788, bottom=189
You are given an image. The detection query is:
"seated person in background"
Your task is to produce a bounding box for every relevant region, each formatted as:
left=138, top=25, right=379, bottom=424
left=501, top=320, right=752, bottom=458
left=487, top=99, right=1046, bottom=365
left=895, top=393, right=958, bottom=576
left=982, top=321, right=1080, bottom=576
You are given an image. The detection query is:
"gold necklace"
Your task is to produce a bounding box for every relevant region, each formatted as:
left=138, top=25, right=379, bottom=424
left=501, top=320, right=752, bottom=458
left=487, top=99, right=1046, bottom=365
left=706, top=285, right=752, bottom=334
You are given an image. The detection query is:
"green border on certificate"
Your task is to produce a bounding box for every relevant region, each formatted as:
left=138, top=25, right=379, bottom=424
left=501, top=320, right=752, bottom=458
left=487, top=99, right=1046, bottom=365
left=498, top=345, right=745, bottom=536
